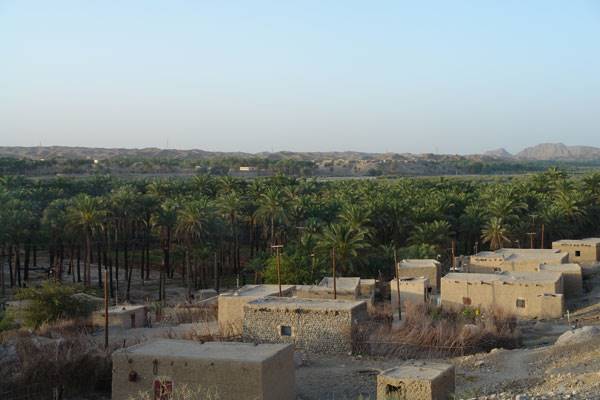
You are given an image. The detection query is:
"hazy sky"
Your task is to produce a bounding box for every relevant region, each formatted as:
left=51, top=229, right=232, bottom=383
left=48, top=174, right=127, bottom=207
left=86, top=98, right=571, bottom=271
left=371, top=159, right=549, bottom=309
left=1, top=1, right=600, bottom=154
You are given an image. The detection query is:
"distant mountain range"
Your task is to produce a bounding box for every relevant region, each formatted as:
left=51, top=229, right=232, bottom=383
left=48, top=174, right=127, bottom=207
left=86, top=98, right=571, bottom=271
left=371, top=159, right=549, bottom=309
left=484, top=143, right=600, bottom=161
left=1, top=143, right=600, bottom=162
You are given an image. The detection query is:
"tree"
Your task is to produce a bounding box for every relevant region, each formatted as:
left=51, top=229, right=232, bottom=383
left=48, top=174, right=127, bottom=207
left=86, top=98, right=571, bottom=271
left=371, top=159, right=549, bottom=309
left=317, top=223, right=369, bottom=275
left=66, top=195, right=105, bottom=287
left=481, top=217, right=510, bottom=251
left=175, top=198, right=214, bottom=299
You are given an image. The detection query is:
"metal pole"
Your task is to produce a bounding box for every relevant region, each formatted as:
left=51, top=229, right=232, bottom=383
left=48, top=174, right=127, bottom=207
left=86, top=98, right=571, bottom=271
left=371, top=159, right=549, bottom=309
left=451, top=240, right=456, bottom=270
left=332, top=247, right=337, bottom=300
left=394, top=248, right=401, bottom=320
left=103, top=270, right=109, bottom=349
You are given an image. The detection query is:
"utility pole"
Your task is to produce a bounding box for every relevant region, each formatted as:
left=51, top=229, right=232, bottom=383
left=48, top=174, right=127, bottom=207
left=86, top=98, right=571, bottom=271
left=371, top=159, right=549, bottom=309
left=332, top=247, right=337, bottom=300
left=103, top=270, right=109, bottom=349
left=272, top=245, right=284, bottom=296
left=394, top=248, right=401, bottom=321
left=310, top=253, right=316, bottom=282
left=474, top=241, right=478, bottom=255
left=527, top=232, right=536, bottom=249
left=540, top=224, right=545, bottom=249
left=451, top=240, right=456, bottom=270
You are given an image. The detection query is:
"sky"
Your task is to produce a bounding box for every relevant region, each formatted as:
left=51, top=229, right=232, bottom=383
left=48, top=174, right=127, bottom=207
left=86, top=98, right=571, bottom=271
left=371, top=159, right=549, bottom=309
left=1, top=1, right=600, bottom=154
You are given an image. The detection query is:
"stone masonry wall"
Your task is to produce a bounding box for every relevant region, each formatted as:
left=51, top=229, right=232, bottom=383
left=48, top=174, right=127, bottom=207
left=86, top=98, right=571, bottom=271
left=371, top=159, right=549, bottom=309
left=243, top=302, right=368, bottom=354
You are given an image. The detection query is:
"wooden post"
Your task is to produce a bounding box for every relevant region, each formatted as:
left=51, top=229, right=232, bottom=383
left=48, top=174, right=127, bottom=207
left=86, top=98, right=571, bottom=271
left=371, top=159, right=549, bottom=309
left=451, top=240, right=456, bottom=270
left=332, top=247, right=337, bottom=300
left=272, top=245, right=283, bottom=296
left=541, top=224, right=545, bottom=249
left=103, top=270, right=109, bottom=349
left=394, top=248, right=401, bottom=320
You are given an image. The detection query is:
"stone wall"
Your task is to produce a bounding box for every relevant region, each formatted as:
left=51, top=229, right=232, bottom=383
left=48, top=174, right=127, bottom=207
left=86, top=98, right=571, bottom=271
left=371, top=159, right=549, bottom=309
left=92, top=305, right=147, bottom=329
left=242, top=298, right=368, bottom=354
left=376, top=362, right=455, bottom=400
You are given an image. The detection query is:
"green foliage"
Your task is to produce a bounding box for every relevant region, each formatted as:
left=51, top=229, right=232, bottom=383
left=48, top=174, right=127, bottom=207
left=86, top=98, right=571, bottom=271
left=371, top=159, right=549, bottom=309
left=263, top=251, right=313, bottom=285
left=0, top=308, right=16, bottom=332
left=14, top=282, right=97, bottom=329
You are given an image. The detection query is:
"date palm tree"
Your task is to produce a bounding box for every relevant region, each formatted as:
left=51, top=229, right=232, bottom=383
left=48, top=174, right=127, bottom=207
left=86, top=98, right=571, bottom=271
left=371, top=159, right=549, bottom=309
left=481, top=217, right=510, bottom=251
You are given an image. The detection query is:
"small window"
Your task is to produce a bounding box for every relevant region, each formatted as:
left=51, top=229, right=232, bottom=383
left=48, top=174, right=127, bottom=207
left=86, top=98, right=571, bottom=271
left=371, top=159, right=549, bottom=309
left=280, top=325, right=292, bottom=336
left=516, top=299, right=526, bottom=308
left=386, top=383, right=405, bottom=396
left=462, top=297, right=472, bottom=305
left=493, top=267, right=502, bottom=273
left=575, top=251, right=581, bottom=257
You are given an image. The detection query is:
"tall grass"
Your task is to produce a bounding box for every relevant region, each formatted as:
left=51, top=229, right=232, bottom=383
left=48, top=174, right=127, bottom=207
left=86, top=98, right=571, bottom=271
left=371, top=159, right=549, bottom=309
left=355, top=302, right=520, bottom=358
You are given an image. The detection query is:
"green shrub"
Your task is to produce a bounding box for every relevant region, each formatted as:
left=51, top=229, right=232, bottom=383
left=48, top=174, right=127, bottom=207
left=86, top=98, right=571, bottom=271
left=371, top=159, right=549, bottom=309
left=0, top=308, right=15, bottom=332
left=14, top=281, right=97, bottom=329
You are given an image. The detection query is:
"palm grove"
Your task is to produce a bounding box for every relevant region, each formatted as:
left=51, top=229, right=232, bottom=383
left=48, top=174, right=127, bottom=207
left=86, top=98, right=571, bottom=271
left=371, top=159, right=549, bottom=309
left=0, top=168, right=598, bottom=302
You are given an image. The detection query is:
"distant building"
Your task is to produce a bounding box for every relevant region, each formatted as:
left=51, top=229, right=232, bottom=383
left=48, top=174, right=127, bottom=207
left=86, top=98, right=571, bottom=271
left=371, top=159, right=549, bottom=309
left=239, top=166, right=258, bottom=172
left=398, top=259, right=441, bottom=292
left=552, top=238, right=600, bottom=266
left=465, top=248, right=568, bottom=274
left=441, top=271, right=564, bottom=319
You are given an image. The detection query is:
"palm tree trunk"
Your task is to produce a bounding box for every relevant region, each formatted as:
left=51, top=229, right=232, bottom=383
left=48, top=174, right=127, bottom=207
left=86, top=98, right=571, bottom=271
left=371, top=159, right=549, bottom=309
left=15, top=244, right=21, bottom=287
left=23, top=242, right=30, bottom=282
left=85, top=234, right=91, bottom=287
left=185, top=247, right=191, bottom=299
left=33, top=245, right=37, bottom=267
left=8, top=245, right=14, bottom=288
left=97, top=239, right=102, bottom=288
left=76, top=246, right=81, bottom=283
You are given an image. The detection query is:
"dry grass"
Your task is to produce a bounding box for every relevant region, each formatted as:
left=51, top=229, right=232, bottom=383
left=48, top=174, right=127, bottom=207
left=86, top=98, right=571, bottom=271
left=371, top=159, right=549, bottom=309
left=355, top=302, right=520, bottom=358
left=129, top=378, right=219, bottom=400
left=0, top=331, right=116, bottom=399
left=162, top=303, right=217, bottom=325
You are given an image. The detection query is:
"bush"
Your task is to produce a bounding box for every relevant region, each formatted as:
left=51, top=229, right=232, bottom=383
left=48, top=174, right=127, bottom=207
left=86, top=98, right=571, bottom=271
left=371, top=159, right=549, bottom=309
left=14, top=281, right=97, bottom=329
left=0, top=308, right=15, bottom=332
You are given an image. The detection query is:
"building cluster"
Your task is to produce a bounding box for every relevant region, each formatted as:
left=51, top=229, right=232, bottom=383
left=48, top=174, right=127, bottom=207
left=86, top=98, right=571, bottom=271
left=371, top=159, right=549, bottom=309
left=109, top=238, right=600, bottom=400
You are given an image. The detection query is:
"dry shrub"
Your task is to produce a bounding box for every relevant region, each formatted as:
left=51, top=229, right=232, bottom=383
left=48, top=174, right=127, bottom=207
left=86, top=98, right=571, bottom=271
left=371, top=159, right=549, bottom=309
left=165, top=303, right=217, bottom=325
left=0, top=332, right=118, bottom=399
left=130, top=378, right=219, bottom=400
left=356, top=302, right=520, bottom=358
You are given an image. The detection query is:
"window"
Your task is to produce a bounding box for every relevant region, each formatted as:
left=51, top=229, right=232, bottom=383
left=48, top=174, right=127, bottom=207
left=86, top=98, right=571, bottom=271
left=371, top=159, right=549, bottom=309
left=575, top=251, right=581, bottom=257
left=386, top=383, right=406, bottom=397
left=516, top=299, right=526, bottom=308
left=462, top=297, right=472, bottom=305
left=130, top=314, right=136, bottom=328
left=280, top=325, right=292, bottom=336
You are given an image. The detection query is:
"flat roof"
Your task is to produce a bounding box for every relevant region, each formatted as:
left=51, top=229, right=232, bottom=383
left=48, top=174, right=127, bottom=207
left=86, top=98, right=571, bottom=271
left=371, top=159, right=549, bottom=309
left=117, top=339, right=291, bottom=362
left=390, top=277, right=428, bottom=284
left=319, top=277, right=360, bottom=290
left=220, top=284, right=295, bottom=298
left=105, top=305, right=146, bottom=313
left=473, top=248, right=566, bottom=262
left=295, top=284, right=356, bottom=294
left=444, top=271, right=561, bottom=284
left=400, top=259, right=440, bottom=268
left=553, top=238, right=600, bottom=246
left=381, top=362, right=453, bottom=380
left=246, top=297, right=366, bottom=311
left=539, top=263, right=582, bottom=272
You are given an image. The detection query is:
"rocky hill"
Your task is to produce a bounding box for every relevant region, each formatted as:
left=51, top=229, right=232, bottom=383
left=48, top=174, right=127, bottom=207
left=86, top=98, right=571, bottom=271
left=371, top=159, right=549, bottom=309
left=516, top=143, right=600, bottom=161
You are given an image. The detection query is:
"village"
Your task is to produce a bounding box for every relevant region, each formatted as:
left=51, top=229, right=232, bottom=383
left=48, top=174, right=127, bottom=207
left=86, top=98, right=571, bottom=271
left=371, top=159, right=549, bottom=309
left=4, top=236, right=600, bottom=400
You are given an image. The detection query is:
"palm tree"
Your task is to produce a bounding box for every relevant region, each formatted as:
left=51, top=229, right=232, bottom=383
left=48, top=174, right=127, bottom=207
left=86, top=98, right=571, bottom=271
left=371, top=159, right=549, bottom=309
left=254, top=187, right=289, bottom=247
left=217, top=191, right=244, bottom=273
left=317, top=223, right=369, bottom=275
left=175, top=198, right=214, bottom=299
left=481, top=217, right=510, bottom=251
left=67, top=194, right=105, bottom=287
left=152, top=199, right=179, bottom=302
